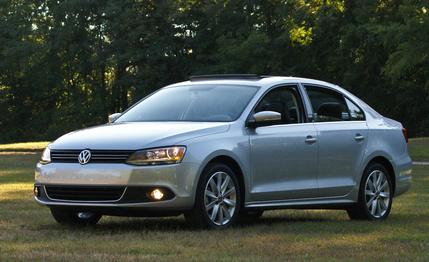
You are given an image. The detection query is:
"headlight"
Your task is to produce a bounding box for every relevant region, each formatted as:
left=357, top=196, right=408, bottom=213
left=126, top=146, right=186, bottom=165
left=40, top=146, right=51, bottom=164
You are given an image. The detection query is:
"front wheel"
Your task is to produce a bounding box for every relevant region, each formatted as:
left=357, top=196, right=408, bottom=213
left=50, top=208, right=102, bottom=226
left=185, top=163, right=241, bottom=229
left=347, top=163, right=393, bottom=220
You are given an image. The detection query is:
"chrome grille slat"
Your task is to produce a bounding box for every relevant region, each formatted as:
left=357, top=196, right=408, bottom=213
left=91, top=157, right=128, bottom=158
left=89, top=154, right=128, bottom=157
left=91, top=158, right=128, bottom=160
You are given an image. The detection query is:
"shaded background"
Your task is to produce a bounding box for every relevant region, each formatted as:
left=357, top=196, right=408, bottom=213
left=1, top=0, right=428, bottom=143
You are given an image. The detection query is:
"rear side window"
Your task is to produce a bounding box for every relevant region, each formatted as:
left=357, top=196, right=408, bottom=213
left=305, top=86, right=365, bottom=122
left=345, top=97, right=365, bottom=120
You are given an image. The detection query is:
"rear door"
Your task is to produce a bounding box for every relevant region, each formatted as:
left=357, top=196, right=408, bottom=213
left=303, top=85, right=368, bottom=197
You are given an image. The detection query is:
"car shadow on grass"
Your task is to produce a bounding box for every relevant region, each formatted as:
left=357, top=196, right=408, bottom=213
left=47, top=213, right=348, bottom=233
left=32, top=208, right=417, bottom=237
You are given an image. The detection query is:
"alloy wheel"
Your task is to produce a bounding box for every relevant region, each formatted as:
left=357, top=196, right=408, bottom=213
left=365, top=170, right=391, bottom=218
left=204, top=171, right=237, bottom=226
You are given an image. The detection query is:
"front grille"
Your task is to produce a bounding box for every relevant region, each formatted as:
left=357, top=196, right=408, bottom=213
left=50, top=150, right=134, bottom=163
left=45, top=185, right=125, bottom=201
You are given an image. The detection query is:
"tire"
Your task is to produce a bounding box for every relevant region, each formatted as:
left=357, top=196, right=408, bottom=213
left=184, top=162, right=241, bottom=229
left=50, top=208, right=102, bottom=226
left=347, top=163, right=393, bottom=220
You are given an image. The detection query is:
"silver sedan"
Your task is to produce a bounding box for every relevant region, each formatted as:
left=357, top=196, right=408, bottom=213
left=34, top=75, right=412, bottom=228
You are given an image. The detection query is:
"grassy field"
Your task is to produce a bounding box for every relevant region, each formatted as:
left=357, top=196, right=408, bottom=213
left=408, top=137, right=429, bottom=161
left=0, top=141, right=49, bottom=152
left=0, top=140, right=428, bottom=261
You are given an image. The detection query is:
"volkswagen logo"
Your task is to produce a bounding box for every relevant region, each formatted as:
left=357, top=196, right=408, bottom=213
left=78, top=149, right=91, bottom=165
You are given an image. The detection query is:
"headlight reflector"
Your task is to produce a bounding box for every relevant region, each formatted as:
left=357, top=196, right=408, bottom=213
left=127, top=146, right=186, bottom=165
left=40, top=147, right=51, bottom=164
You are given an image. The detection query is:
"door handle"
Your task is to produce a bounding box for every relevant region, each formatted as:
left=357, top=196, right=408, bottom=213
left=305, top=135, right=317, bottom=144
left=354, top=134, right=365, bottom=141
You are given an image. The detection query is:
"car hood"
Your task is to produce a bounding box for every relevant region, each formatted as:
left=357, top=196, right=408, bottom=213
left=51, top=122, right=230, bottom=150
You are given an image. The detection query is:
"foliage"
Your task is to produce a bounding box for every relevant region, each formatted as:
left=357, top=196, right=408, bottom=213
left=0, top=0, right=428, bottom=142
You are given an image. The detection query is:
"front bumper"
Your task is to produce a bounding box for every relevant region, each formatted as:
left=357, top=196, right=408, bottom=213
left=34, top=162, right=199, bottom=211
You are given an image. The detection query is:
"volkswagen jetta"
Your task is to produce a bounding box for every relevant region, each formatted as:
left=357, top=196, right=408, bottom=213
left=34, top=75, right=412, bottom=228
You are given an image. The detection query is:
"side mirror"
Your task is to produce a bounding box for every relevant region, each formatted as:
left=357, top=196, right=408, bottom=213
left=108, top=113, right=121, bottom=123
left=246, top=111, right=282, bottom=128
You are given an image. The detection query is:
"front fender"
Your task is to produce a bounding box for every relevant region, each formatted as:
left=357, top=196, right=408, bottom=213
left=181, top=131, right=251, bottom=203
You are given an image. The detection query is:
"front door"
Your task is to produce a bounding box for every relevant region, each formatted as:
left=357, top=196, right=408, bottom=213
left=249, top=85, right=319, bottom=202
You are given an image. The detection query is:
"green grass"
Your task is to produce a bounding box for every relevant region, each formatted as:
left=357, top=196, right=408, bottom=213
left=409, top=137, right=429, bottom=161
left=0, top=152, right=428, bottom=261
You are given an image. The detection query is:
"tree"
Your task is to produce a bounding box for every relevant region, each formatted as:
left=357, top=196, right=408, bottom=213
left=0, top=0, right=428, bottom=142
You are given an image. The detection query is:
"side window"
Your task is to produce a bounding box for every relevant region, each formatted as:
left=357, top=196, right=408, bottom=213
left=255, top=85, right=304, bottom=125
left=305, top=86, right=349, bottom=122
left=345, top=98, right=365, bottom=120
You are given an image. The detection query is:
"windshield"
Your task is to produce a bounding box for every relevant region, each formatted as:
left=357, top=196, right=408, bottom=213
left=116, top=84, right=259, bottom=122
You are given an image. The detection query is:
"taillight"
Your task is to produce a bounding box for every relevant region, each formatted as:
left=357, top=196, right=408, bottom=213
left=402, top=128, right=408, bottom=143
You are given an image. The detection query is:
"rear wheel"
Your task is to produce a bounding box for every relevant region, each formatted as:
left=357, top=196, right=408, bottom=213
left=50, top=208, right=102, bottom=226
left=185, top=163, right=241, bottom=229
left=347, top=163, right=393, bottom=220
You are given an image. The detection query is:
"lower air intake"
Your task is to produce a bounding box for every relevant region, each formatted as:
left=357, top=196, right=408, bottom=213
left=45, top=185, right=125, bottom=201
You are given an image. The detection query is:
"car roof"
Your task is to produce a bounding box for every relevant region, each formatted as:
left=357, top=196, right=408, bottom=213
left=166, top=76, right=340, bottom=90
left=161, top=75, right=382, bottom=120
left=165, top=75, right=382, bottom=119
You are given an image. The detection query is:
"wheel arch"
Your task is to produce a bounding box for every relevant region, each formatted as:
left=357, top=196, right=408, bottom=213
left=197, top=153, right=247, bottom=208
left=365, top=156, right=396, bottom=194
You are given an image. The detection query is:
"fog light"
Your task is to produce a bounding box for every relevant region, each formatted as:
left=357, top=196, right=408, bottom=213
left=150, top=189, right=164, bottom=200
